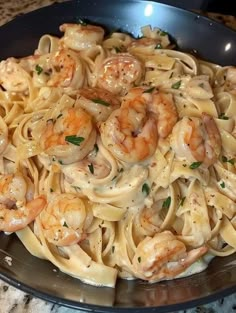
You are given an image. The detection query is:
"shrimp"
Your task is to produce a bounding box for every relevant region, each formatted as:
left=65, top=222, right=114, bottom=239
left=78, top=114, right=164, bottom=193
left=40, top=106, right=96, bottom=164
left=128, top=37, right=162, bottom=51
left=76, top=87, right=120, bottom=122
left=143, top=90, right=178, bottom=138
left=96, top=53, right=144, bottom=95
left=0, top=58, right=29, bottom=92
left=39, top=193, right=91, bottom=246
left=100, top=87, right=177, bottom=163
left=132, top=231, right=208, bottom=282
left=225, top=66, right=236, bottom=92
left=46, top=49, right=84, bottom=88
left=60, top=23, right=105, bottom=51
left=0, top=173, right=46, bottom=232
left=170, top=113, right=221, bottom=167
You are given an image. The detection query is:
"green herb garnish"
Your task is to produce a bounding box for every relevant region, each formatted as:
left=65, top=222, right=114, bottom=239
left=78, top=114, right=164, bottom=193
left=114, top=46, right=121, bottom=53
left=50, top=188, right=54, bottom=193
left=138, top=256, right=141, bottom=263
left=171, top=80, right=182, bottom=89
left=220, top=181, right=225, bottom=188
left=142, top=183, right=150, bottom=196
left=180, top=197, right=186, bottom=206
left=57, top=113, right=63, bottom=119
left=63, top=221, right=69, bottom=228
left=222, top=156, right=228, bottom=163
left=94, top=143, right=99, bottom=154
left=112, top=246, right=115, bottom=253
left=189, top=161, right=202, bottom=169
left=228, top=159, right=235, bottom=165
left=162, top=196, right=171, bottom=209
left=92, top=98, right=110, bottom=107
left=160, top=30, right=167, bottom=36
left=35, top=64, right=43, bottom=75
left=88, top=163, right=94, bottom=174
left=143, top=87, right=155, bottom=93
left=198, top=83, right=204, bottom=88
left=65, top=135, right=85, bottom=146
left=72, top=185, right=81, bottom=191
left=222, top=156, right=235, bottom=165
left=219, top=113, right=229, bottom=120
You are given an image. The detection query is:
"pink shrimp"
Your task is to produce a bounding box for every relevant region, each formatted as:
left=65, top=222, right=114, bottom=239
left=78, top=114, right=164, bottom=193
left=100, top=87, right=178, bottom=163
left=133, top=231, right=208, bottom=282
left=0, top=173, right=46, bottom=232
left=171, top=113, right=221, bottom=167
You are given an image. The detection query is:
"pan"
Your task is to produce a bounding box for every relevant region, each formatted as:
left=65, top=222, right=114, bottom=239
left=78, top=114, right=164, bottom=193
left=0, top=0, right=236, bottom=312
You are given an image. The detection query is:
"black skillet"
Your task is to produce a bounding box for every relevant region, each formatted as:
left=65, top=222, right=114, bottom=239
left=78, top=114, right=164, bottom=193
left=0, top=0, right=236, bottom=312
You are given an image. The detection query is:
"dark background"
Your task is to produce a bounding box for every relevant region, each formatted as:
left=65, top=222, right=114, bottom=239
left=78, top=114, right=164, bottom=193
left=207, top=0, right=236, bottom=14
left=157, top=0, right=236, bottom=14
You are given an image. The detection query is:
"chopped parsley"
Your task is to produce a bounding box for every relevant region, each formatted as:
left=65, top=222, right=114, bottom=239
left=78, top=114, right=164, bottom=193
left=65, top=135, right=85, bottom=146
left=143, top=87, right=155, bottom=93
left=94, top=143, right=99, bottom=154
left=160, top=30, right=167, bottom=36
left=222, top=156, right=228, bottom=163
left=219, top=113, right=229, bottom=120
left=88, top=163, right=94, bottom=174
left=138, top=256, right=141, bottom=263
left=112, top=246, right=115, bottom=253
left=114, top=46, right=121, bottom=53
left=180, top=197, right=186, bottom=206
left=162, top=196, right=171, bottom=209
left=198, top=82, right=204, bottom=88
left=222, top=156, right=235, bottom=165
left=50, top=188, right=54, bottom=193
left=72, top=185, right=81, bottom=191
left=63, top=221, right=69, bottom=228
left=92, top=98, right=110, bottom=107
left=220, top=181, right=225, bottom=188
left=35, top=64, right=43, bottom=75
left=189, top=161, right=202, bottom=169
left=57, top=113, right=63, bottom=119
left=142, top=183, right=150, bottom=196
left=171, top=80, right=182, bottom=89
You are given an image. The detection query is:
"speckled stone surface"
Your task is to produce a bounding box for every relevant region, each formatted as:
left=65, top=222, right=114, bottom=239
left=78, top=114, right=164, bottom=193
left=0, top=1, right=236, bottom=312
left=0, top=0, right=68, bottom=26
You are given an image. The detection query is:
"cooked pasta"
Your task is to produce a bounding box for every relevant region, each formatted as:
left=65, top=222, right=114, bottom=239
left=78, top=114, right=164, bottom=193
left=0, top=23, right=236, bottom=287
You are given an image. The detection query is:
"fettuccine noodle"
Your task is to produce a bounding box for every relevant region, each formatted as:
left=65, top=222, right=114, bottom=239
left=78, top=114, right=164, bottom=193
left=0, top=23, right=235, bottom=287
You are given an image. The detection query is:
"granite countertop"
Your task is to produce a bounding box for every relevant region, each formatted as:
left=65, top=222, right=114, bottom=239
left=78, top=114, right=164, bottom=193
left=0, top=1, right=236, bottom=313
